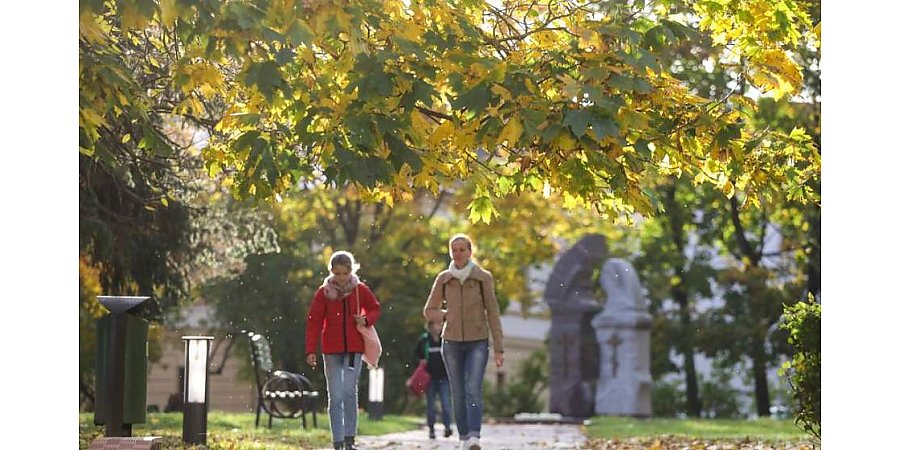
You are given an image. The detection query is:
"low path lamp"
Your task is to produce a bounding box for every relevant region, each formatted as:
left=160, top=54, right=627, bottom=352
left=182, top=336, right=215, bottom=445
left=368, top=366, right=385, bottom=421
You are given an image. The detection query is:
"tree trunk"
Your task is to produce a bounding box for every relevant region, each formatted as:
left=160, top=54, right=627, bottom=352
left=675, top=289, right=702, bottom=417
left=751, top=340, right=771, bottom=417
left=805, top=207, right=821, bottom=298
left=665, top=180, right=702, bottom=417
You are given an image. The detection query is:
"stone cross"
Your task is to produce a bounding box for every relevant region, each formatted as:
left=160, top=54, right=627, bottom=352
left=607, top=332, right=622, bottom=377
left=591, top=258, right=653, bottom=417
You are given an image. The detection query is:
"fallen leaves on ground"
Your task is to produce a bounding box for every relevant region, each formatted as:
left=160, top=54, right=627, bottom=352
left=585, top=435, right=819, bottom=450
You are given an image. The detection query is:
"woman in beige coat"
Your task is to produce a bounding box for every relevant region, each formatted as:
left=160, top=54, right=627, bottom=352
left=423, top=234, right=504, bottom=450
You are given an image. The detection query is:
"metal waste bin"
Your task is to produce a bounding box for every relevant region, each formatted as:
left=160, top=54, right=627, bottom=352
left=93, top=296, right=155, bottom=437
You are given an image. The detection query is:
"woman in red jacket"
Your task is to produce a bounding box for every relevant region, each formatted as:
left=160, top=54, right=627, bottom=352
left=306, top=251, right=381, bottom=450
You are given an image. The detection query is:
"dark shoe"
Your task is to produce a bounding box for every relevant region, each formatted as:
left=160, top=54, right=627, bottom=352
left=428, top=428, right=436, bottom=439
left=444, top=427, right=453, bottom=438
left=333, top=441, right=344, bottom=450
left=344, top=435, right=358, bottom=450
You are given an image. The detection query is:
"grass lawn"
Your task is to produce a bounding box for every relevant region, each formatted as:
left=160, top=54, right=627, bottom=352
left=583, top=416, right=818, bottom=449
left=79, top=411, right=421, bottom=450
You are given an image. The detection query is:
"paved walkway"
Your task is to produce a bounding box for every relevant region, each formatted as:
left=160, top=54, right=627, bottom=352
left=354, top=423, right=588, bottom=449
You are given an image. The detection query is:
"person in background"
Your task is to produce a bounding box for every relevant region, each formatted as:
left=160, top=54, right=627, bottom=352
left=423, top=234, right=504, bottom=450
left=413, top=320, right=454, bottom=440
left=306, top=251, right=381, bottom=450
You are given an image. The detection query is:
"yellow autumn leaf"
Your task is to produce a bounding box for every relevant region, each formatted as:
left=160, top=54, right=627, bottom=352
left=428, top=120, right=456, bottom=146
left=79, top=12, right=106, bottom=44
left=490, top=84, right=512, bottom=102
left=396, top=20, right=424, bottom=42
left=723, top=179, right=735, bottom=198
left=119, top=3, right=151, bottom=32
left=813, top=22, right=821, bottom=48
left=454, top=120, right=479, bottom=149
left=159, top=0, right=180, bottom=28
left=409, top=113, right=432, bottom=146
left=557, top=132, right=577, bottom=151
left=618, top=108, right=650, bottom=131
left=497, top=117, right=524, bottom=147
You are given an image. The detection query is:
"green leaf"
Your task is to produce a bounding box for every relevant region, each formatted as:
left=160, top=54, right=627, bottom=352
left=287, top=19, right=315, bottom=46
left=228, top=2, right=265, bottom=30
left=386, top=133, right=423, bottom=171
left=563, top=109, right=592, bottom=138
left=275, top=48, right=295, bottom=66
left=262, top=27, right=285, bottom=44
left=452, top=82, right=491, bottom=112
left=521, top=109, right=549, bottom=137
left=467, top=196, right=497, bottom=224
left=353, top=53, right=395, bottom=98
left=583, top=66, right=610, bottom=82
left=134, top=0, right=157, bottom=18
left=715, top=123, right=743, bottom=148
left=333, top=141, right=391, bottom=188
left=497, top=175, right=515, bottom=195
left=608, top=73, right=652, bottom=94
left=245, top=61, right=283, bottom=100
left=634, top=139, right=653, bottom=158
left=589, top=116, right=620, bottom=141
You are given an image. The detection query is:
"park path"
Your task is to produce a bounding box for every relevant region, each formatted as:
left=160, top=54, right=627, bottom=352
left=352, top=422, right=588, bottom=450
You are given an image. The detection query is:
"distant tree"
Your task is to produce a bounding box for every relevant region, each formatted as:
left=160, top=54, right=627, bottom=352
left=634, top=176, right=719, bottom=417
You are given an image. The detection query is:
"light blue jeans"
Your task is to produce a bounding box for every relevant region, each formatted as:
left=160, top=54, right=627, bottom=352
left=323, top=353, right=362, bottom=444
left=441, top=339, right=489, bottom=441
left=426, top=377, right=452, bottom=431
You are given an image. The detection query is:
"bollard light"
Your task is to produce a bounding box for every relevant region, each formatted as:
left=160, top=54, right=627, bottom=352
left=367, top=366, right=384, bottom=421
left=182, top=336, right=214, bottom=445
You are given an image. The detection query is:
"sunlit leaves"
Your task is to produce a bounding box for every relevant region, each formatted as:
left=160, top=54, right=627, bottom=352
left=79, top=0, right=820, bottom=224
left=693, top=0, right=817, bottom=98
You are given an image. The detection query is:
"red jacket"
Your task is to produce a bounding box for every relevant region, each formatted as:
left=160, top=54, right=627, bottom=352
left=305, top=282, right=381, bottom=355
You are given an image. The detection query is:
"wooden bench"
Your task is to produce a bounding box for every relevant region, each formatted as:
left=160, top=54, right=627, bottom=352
left=246, top=331, right=320, bottom=429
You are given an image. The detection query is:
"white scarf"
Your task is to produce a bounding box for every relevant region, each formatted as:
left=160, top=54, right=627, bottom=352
left=448, top=260, right=475, bottom=284
left=322, top=274, right=360, bottom=300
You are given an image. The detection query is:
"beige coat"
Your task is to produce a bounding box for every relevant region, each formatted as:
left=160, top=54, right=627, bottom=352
left=423, top=265, right=504, bottom=353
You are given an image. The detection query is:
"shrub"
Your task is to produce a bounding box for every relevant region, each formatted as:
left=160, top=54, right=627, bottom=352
left=484, top=348, right=548, bottom=417
left=651, top=378, right=686, bottom=417
left=699, top=367, right=743, bottom=419
left=779, top=296, right=821, bottom=439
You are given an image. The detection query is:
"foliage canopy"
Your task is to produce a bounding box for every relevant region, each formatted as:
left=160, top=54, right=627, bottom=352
left=80, top=0, right=820, bottom=222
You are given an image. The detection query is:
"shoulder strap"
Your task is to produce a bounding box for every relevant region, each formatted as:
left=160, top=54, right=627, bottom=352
left=356, top=285, right=361, bottom=315
left=445, top=278, right=487, bottom=308
left=479, top=279, right=486, bottom=308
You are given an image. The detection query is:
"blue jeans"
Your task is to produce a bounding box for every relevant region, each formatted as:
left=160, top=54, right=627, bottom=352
left=441, top=339, right=489, bottom=441
left=426, top=377, right=452, bottom=430
left=323, top=353, right=362, bottom=444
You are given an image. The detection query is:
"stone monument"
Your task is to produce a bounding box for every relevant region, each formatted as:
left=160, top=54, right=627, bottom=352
left=544, top=234, right=607, bottom=418
left=591, top=258, right=652, bottom=416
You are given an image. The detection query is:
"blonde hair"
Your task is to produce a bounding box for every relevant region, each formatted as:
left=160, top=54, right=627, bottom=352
left=448, top=233, right=474, bottom=255
left=329, top=250, right=360, bottom=274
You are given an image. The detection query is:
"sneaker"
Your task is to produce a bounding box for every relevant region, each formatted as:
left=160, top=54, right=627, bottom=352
left=444, top=427, right=453, bottom=438
left=468, top=437, right=481, bottom=450
left=458, top=438, right=470, bottom=450
left=428, top=428, right=436, bottom=439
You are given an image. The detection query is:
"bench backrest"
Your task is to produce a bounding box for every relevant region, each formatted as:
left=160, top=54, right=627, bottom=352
left=248, top=332, right=274, bottom=373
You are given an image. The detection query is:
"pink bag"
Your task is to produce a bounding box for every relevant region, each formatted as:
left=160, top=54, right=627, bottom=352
left=356, top=287, right=382, bottom=368
left=406, top=360, right=431, bottom=397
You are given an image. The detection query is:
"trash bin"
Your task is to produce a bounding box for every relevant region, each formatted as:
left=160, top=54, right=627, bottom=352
left=93, top=296, right=155, bottom=437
